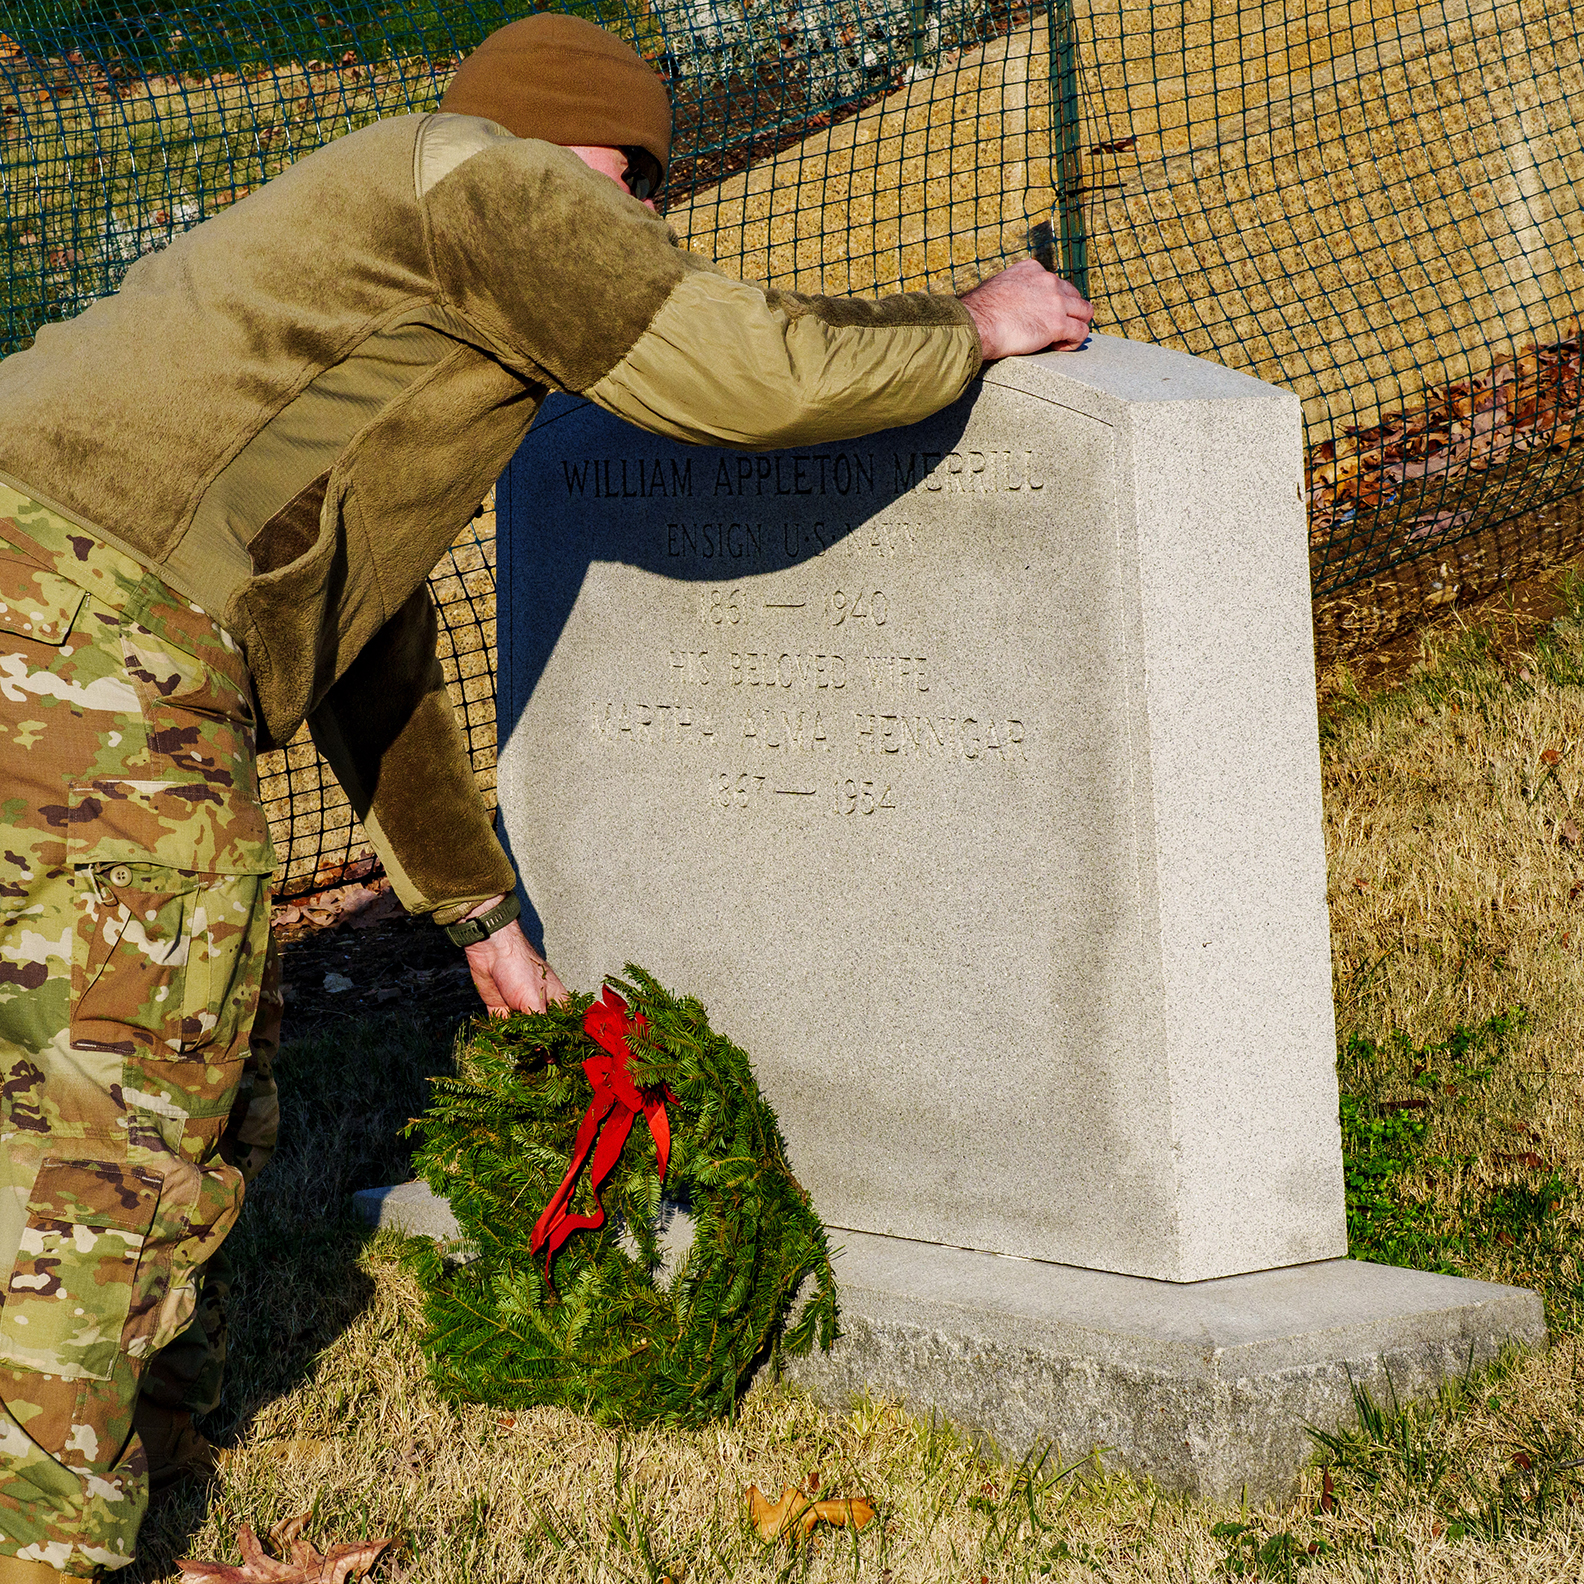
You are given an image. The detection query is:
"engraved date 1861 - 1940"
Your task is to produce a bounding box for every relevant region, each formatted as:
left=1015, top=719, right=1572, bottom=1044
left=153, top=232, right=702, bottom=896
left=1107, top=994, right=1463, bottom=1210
left=703, top=586, right=889, bottom=628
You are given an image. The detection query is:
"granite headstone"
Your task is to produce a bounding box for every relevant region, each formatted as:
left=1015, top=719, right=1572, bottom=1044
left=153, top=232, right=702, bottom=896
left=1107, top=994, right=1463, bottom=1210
left=497, top=334, right=1343, bottom=1283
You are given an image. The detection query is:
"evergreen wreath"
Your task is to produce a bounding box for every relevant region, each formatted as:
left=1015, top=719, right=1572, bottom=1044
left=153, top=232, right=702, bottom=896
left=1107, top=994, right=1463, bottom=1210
left=406, top=966, right=839, bottom=1425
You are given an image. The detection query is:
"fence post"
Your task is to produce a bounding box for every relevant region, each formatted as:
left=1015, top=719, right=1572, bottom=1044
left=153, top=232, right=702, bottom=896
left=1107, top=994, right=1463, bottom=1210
left=910, top=0, right=931, bottom=72
left=1047, top=0, right=1088, bottom=299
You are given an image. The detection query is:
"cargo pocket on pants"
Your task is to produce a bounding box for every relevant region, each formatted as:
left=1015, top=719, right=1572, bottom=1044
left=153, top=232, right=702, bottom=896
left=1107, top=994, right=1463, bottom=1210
left=0, top=1159, right=161, bottom=1382
left=71, top=864, right=202, bottom=1058
left=72, top=863, right=266, bottom=1059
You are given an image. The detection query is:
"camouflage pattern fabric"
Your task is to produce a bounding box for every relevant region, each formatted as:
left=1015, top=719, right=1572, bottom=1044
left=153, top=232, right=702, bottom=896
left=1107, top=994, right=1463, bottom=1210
left=0, top=487, right=273, bottom=1577
left=136, top=937, right=281, bottom=1450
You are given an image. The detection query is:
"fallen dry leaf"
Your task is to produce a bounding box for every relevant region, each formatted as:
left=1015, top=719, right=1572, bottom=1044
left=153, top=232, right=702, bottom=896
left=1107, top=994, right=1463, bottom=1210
left=177, top=1513, right=392, bottom=1584
left=1305, top=328, right=1584, bottom=572
left=271, top=854, right=404, bottom=942
left=747, top=1483, right=876, bottom=1544
left=1407, top=508, right=1473, bottom=543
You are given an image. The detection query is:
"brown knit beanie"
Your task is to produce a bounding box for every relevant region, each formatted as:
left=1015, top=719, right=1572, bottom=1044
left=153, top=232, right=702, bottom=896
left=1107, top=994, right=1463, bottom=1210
left=439, top=14, right=672, bottom=181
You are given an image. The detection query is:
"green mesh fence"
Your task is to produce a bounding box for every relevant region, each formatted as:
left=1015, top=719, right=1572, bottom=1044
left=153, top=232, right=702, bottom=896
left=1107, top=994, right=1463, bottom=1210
left=2, top=0, right=1579, bottom=896
left=1073, top=0, right=1584, bottom=600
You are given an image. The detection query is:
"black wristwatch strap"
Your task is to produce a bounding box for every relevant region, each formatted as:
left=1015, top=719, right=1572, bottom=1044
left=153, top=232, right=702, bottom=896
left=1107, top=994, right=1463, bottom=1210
left=441, top=892, right=522, bottom=948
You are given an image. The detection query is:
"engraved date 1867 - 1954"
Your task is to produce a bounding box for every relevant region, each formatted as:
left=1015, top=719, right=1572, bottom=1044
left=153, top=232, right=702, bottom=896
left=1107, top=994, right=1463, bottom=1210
left=711, top=771, right=896, bottom=815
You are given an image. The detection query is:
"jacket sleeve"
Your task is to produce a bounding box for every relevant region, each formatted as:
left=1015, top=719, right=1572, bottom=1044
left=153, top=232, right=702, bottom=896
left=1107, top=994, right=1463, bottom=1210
left=307, top=584, right=514, bottom=923
left=422, top=136, right=983, bottom=447
left=586, top=276, right=983, bottom=450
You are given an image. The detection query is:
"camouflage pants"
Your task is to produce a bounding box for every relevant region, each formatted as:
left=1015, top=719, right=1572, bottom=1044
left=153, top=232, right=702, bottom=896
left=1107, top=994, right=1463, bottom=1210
left=0, top=488, right=274, bottom=1578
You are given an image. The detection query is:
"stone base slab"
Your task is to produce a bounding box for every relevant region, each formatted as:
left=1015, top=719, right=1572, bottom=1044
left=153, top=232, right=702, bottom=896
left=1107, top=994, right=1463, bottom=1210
left=351, top=1185, right=1544, bottom=1503
left=354, top=1179, right=462, bottom=1243
left=784, top=1230, right=1546, bottom=1503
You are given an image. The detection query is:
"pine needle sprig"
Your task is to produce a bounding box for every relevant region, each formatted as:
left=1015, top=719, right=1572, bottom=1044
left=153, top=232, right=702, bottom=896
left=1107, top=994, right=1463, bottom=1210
left=405, top=965, right=838, bottom=1425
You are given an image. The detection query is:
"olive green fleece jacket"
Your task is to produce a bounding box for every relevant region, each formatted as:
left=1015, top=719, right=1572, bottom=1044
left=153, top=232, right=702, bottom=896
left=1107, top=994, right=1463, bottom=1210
left=0, top=112, right=982, bottom=920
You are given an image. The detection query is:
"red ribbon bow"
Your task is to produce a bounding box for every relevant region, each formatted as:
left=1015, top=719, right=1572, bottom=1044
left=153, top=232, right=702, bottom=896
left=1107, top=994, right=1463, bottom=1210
left=529, top=987, right=672, bottom=1284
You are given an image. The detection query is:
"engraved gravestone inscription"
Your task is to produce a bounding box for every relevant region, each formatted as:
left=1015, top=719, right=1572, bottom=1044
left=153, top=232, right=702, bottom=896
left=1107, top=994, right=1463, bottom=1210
left=497, top=336, right=1346, bottom=1284
left=552, top=433, right=1067, bottom=830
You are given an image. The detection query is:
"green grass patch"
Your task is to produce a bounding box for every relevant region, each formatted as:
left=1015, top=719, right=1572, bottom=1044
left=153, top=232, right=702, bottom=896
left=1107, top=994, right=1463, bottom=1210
left=1338, top=1009, right=1519, bottom=1272
left=1336, top=1007, right=1584, bottom=1333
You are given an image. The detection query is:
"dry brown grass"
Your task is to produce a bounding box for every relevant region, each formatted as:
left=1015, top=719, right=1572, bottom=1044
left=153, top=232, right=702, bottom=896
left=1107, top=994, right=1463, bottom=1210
left=126, top=1262, right=1584, bottom=1583
left=1324, top=601, right=1584, bottom=1048
left=1073, top=0, right=1584, bottom=433
left=667, top=24, right=1054, bottom=297
left=1322, top=593, right=1584, bottom=1219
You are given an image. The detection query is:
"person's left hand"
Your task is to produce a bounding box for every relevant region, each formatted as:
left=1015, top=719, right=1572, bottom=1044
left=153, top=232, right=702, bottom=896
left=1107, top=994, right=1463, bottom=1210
left=463, top=919, right=569, bottom=1014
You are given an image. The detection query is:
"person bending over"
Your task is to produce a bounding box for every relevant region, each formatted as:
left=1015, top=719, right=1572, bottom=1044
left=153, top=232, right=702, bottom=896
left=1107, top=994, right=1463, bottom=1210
left=0, top=14, right=1090, bottom=1578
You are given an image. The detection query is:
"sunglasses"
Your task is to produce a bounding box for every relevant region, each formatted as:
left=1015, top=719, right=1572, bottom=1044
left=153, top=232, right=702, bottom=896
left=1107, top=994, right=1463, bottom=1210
left=622, top=147, right=663, bottom=203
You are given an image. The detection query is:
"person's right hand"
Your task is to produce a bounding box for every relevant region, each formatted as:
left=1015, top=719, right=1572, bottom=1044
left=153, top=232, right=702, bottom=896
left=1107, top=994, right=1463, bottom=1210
left=463, top=918, right=569, bottom=1016
left=959, top=260, right=1094, bottom=360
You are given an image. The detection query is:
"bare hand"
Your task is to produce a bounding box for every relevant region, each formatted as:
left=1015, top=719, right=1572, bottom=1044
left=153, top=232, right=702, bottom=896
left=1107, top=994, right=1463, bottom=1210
left=463, top=918, right=569, bottom=1015
left=960, top=260, right=1094, bottom=360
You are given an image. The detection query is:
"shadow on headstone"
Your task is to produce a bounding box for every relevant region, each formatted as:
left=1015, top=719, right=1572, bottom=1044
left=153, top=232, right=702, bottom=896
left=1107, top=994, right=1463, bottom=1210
left=494, top=390, right=970, bottom=953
